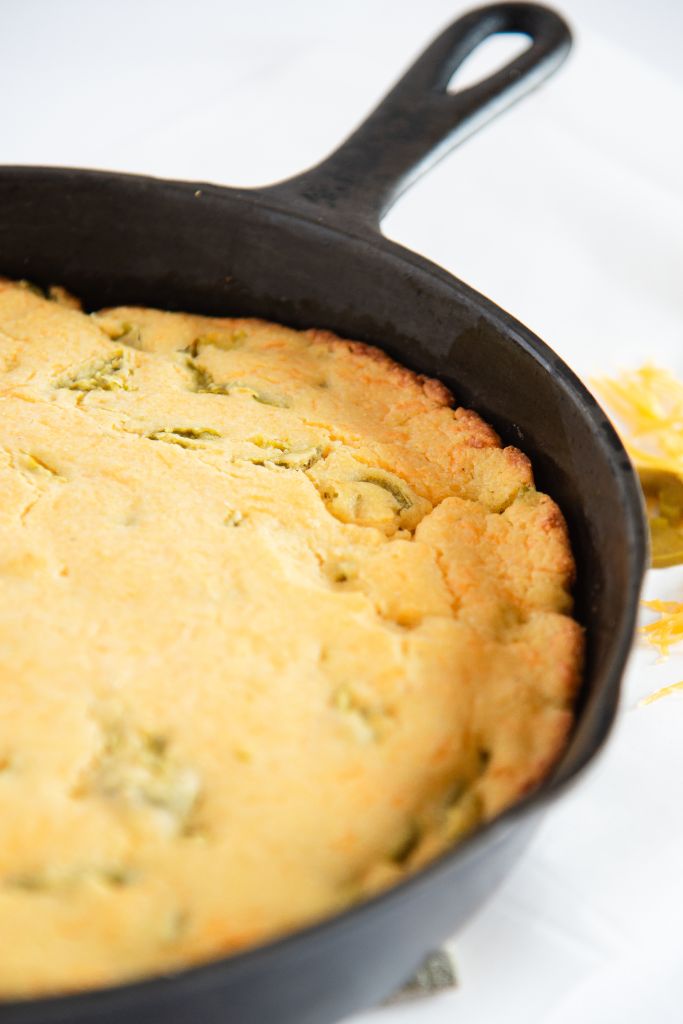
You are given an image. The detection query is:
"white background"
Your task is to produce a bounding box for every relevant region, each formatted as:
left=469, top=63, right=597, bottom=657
left=3, top=2, right=683, bottom=1021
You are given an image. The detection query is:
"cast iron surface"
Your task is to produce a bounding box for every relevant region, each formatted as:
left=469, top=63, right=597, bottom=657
left=0, top=4, right=647, bottom=1023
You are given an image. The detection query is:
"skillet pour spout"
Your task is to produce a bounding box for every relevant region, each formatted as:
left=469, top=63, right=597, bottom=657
left=0, top=4, right=647, bottom=1023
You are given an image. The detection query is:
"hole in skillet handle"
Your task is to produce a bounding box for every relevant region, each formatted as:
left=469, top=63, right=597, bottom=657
left=447, top=32, right=533, bottom=92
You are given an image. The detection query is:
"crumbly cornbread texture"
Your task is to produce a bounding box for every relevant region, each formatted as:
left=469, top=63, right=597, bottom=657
left=0, top=280, right=582, bottom=996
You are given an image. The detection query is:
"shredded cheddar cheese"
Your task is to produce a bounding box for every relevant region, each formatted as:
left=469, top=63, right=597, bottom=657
left=639, top=680, right=683, bottom=706
left=593, top=365, right=683, bottom=476
left=642, top=601, right=683, bottom=655
left=594, top=365, right=683, bottom=658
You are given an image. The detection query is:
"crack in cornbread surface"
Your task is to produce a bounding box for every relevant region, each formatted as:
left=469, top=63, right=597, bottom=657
left=0, top=280, right=582, bottom=997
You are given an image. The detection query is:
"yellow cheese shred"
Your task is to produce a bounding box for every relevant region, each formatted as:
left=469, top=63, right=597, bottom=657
left=642, top=601, right=683, bottom=655
left=639, top=680, right=683, bottom=706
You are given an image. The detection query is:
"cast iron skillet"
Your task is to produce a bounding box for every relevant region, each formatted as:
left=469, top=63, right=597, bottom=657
left=0, top=4, right=646, bottom=1023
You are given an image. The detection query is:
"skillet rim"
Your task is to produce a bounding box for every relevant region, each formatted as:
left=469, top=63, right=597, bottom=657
left=0, top=162, right=648, bottom=1018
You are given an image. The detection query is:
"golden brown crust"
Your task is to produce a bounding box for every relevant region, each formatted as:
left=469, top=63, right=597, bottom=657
left=0, top=283, right=582, bottom=996
left=303, top=330, right=456, bottom=408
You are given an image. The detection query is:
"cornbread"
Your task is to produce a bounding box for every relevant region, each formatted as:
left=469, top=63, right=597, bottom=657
left=0, top=278, right=582, bottom=997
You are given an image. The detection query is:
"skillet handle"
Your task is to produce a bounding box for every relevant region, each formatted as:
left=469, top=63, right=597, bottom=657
left=263, top=3, right=570, bottom=228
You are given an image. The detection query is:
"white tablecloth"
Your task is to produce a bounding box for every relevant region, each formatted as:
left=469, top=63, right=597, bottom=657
left=4, top=1, right=683, bottom=1020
